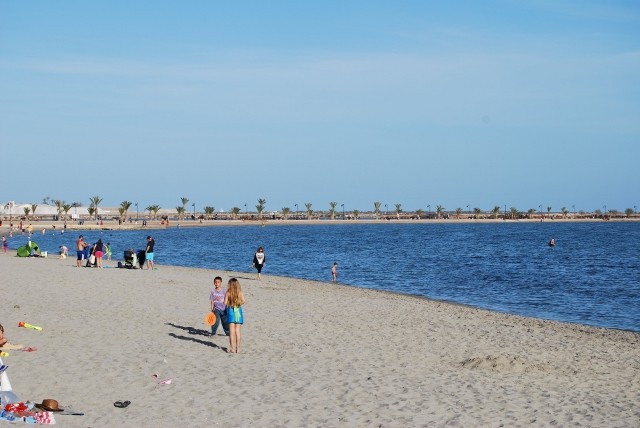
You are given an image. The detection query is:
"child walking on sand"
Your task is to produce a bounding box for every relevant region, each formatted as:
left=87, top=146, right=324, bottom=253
left=224, top=278, right=245, bottom=353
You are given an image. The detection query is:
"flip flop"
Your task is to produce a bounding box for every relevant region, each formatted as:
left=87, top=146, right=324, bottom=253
left=113, top=400, right=131, bottom=408
left=0, top=352, right=9, bottom=357
left=0, top=365, right=7, bottom=373
left=158, top=379, right=172, bottom=385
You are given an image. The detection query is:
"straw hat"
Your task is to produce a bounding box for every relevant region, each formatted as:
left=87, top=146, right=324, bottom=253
left=35, top=399, right=64, bottom=412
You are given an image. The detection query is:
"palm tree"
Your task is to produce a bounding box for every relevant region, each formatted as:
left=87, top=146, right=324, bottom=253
left=561, top=207, right=569, bottom=219
left=527, top=208, right=536, bottom=219
left=181, top=197, right=189, bottom=209
left=145, top=205, right=161, bottom=220
left=491, top=206, right=500, bottom=219
left=42, top=196, right=51, bottom=206
left=329, top=202, right=338, bottom=220
left=89, top=196, right=103, bottom=220
left=455, top=208, right=462, bottom=219
left=23, top=207, right=30, bottom=218
left=510, top=207, right=519, bottom=219
left=204, top=206, right=215, bottom=219
left=353, top=209, right=360, bottom=220
left=231, top=207, right=241, bottom=220
left=282, top=207, right=291, bottom=220
left=373, top=202, right=382, bottom=219
left=30, top=204, right=38, bottom=219
left=395, top=203, right=402, bottom=219
left=62, top=204, right=72, bottom=220
left=176, top=206, right=186, bottom=220
left=473, top=207, right=481, bottom=219
left=255, top=198, right=266, bottom=220
left=118, top=207, right=126, bottom=219
left=436, top=205, right=445, bottom=219
left=547, top=206, right=552, bottom=218
left=120, top=201, right=133, bottom=220
left=415, top=209, right=424, bottom=219
left=305, top=202, right=313, bottom=220
left=53, top=199, right=65, bottom=220
left=625, top=208, right=634, bottom=218
left=88, top=206, right=96, bottom=219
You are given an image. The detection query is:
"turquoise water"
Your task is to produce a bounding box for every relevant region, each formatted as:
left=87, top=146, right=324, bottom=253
left=11, top=221, right=640, bottom=332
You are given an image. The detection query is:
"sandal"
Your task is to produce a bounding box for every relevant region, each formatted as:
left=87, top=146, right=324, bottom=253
left=113, top=401, right=131, bottom=408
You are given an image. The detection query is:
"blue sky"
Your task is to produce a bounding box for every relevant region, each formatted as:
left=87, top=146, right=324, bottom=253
left=1, top=1, right=639, bottom=214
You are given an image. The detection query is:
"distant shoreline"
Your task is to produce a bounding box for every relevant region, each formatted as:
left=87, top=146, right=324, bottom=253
left=1, top=216, right=638, bottom=237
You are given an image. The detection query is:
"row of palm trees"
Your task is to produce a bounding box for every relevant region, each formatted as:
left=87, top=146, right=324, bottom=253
left=31, top=196, right=637, bottom=222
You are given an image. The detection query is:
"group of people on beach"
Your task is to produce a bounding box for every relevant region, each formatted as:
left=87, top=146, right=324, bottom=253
left=74, top=235, right=155, bottom=269
left=75, top=235, right=111, bottom=268
left=205, top=246, right=262, bottom=353
left=209, top=276, right=245, bottom=353
left=207, top=246, right=337, bottom=354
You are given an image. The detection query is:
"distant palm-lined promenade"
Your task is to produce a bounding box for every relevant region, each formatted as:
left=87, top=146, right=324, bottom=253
left=1, top=196, right=639, bottom=227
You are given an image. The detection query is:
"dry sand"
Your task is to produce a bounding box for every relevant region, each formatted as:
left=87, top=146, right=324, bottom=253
left=0, top=253, right=638, bottom=427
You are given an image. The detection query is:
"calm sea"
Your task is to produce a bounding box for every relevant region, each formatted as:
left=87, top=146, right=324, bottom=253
left=11, top=221, right=640, bottom=332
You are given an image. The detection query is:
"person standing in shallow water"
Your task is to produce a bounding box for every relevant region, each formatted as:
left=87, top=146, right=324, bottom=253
left=332, top=262, right=338, bottom=283
left=253, top=247, right=266, bottom=280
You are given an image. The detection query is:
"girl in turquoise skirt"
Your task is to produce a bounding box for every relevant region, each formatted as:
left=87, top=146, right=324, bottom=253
left=224, top=278, right=245, bottom=353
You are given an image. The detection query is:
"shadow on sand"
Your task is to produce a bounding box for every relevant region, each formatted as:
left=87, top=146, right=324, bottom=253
left=165, top=322, right=226, bottom=351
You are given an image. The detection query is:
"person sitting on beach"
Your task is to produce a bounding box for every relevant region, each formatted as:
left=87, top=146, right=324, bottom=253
left=59, top=245, right=68, bottom=259
left=29, top=245, right=40, bottom=257
left=0, top=324, right=8, bottom=347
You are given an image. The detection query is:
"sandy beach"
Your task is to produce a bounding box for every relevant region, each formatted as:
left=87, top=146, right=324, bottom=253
left=0, top=252, right=638, bottom=427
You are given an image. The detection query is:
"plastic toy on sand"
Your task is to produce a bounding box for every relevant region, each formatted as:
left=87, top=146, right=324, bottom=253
left=18, top=322, right=42, bottom=331
left=205, top=313, right=216, bottom=326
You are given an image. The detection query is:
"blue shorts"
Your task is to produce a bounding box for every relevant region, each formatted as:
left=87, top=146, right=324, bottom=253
left=146, top=252, right=154, bottom=261
left=76, top=250, right=84, bottom=260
